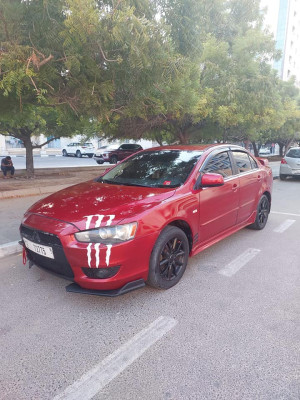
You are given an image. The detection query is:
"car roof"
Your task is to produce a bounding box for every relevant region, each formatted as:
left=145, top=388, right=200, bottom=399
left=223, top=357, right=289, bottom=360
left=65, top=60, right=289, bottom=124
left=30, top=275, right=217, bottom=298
left=143, top=144, right=247, bottom=152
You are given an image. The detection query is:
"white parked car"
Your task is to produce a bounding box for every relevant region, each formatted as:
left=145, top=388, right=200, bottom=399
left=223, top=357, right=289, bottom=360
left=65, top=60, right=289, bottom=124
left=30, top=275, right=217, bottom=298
left=279, top=147, right=300, bottom=180
left=62, top=142, right=96, bottom=158
left=259, top=147, right=271, bottom=155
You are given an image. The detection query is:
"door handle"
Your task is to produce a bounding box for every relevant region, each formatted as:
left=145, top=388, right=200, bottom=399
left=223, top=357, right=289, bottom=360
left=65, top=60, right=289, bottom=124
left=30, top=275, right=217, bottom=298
left=232, top=183, right=238, bottom=191
left=257, top=175, right=261, bottom=182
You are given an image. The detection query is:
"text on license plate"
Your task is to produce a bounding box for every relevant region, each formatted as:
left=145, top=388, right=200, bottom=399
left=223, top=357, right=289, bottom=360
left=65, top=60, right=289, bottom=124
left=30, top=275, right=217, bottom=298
left=23, top=238, right=54, bottom=259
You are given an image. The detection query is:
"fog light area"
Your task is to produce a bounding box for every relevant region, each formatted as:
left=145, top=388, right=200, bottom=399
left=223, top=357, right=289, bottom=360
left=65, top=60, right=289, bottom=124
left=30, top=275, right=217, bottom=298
left=82, top=266, right=120, bottom=279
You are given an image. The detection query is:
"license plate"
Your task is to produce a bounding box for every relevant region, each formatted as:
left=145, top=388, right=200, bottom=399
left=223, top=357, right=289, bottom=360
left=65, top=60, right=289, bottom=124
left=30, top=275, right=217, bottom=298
left=23, top=237, right=54, bottom=259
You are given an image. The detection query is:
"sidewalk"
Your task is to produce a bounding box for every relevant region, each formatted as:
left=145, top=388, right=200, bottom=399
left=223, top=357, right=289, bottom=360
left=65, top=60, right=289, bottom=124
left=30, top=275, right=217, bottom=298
left=0, top=166, right=106, bottom=199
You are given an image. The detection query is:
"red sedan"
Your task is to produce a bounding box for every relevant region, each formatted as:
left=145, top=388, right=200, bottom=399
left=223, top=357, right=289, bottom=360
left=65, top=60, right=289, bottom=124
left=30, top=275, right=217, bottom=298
left=20, top=145, right=273, bottom=296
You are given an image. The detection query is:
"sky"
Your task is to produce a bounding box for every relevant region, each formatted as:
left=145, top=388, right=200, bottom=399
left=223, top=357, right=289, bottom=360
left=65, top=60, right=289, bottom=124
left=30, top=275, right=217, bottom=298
left=260, top=0, right=280, bottom=36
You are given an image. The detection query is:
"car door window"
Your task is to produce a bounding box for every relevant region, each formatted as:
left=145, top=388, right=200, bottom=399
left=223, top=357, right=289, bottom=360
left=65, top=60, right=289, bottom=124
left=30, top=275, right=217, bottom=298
left=232, top=151, right=252, bottom=173
left=249, top=155, right=258, bottom=169
left=202, top=151, right=233, bottom=178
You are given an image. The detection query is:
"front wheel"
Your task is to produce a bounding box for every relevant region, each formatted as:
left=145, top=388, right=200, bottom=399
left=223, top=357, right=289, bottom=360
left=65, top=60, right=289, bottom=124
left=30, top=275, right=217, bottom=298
left=76, top=150, right=82, bottom=158
left=248, top=194, right=270, bottom=230
left=110, top=155, right=118, bottom=164
left=62, top=149, right=67, bottom=157
left=147, top=226, right=189, bottom=289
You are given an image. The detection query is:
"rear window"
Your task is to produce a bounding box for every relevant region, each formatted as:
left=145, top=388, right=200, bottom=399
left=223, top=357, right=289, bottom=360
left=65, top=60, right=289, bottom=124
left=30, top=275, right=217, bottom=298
left=286, top=148, right=300, bottom=158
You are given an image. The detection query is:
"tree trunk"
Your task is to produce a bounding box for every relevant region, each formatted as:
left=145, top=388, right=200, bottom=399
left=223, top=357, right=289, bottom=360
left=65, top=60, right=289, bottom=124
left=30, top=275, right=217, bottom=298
left=178, top=130, right=190, bottom=144
left=23, top=137, right=35, bottom=178
left=244, top=139, right=250, bottom=150
left=284, top=139, right=294, bottom=156
left=279, top=143, right=284, bottom=157
left=251, top=141, right=259, bottom=157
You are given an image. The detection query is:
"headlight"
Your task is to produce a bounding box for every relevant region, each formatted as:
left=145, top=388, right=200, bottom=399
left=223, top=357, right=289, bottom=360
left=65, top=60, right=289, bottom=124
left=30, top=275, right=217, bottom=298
left=75, top=222, right=137, bottom=244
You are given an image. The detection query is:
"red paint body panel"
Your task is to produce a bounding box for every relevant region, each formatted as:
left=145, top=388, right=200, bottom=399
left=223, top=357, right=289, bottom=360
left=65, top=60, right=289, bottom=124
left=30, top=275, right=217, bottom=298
left=20, top=145, right=273, bottom=292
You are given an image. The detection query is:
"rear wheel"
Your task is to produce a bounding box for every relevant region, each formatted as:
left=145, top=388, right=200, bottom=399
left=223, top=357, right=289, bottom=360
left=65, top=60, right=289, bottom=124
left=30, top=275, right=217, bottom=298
left=96, top=160, right=104, bottom=165
left=248, top=194, right=270, bottom=230
left=62, top=149, right=67, bottom=157
left=280, top=174, right=288, bottom=180
left=147, top=226, right=189, bottom=289
left=88, top=154, right=93, bottom=158
left=76, top=150, right=82, bottom=158
left=110, top=155, right=118, bottom=164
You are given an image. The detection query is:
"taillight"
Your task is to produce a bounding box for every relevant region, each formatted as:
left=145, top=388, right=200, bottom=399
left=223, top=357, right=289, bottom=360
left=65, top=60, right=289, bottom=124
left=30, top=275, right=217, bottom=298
left=281, top=158, right=287, bottom=164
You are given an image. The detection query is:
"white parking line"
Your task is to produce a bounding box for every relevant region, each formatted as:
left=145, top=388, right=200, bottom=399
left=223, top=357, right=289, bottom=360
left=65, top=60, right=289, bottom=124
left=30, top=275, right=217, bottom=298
left=271, top=211, right=300, bottom=218
left=53, top=316, right=178, bottom=400
left=219, top=248, right=261, bottom=277
left=273, top=219, right=296, bottom=233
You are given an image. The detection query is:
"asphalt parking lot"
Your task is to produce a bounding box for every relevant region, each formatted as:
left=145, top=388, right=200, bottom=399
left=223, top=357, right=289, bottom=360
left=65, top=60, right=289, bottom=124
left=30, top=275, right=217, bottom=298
left=0, top=178, right=299, bottom=400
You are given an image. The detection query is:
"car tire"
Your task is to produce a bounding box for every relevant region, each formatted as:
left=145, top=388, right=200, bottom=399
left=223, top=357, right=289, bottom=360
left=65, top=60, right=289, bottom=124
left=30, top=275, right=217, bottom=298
left=110, top=155, right=118, bottom=164
left=88, top=154, right=93, bottom=158
left=248, top=194, right=270, bottom=230
left=62, top=149, right=68, bottom=157
left=96, top=160, right=104, bottom=165
left=280, top=174, right=287, bottom=180
left=76, top=150, right=82, bottom=158
left=147, top=226, right=189, bottom=289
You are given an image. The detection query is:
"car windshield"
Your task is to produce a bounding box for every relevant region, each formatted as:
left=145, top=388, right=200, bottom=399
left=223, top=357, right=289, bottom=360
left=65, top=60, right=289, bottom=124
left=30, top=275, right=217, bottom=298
left=97, top=150, right=203, bottom=188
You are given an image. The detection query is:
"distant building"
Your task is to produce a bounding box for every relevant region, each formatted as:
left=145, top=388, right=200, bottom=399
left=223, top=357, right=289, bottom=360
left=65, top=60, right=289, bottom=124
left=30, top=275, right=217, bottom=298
left=261, top=0, right=300, bottom=86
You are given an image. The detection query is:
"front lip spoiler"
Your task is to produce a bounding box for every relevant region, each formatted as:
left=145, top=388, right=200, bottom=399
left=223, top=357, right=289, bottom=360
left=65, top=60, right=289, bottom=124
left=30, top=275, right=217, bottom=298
left=65, top=279, right=145, bottom=297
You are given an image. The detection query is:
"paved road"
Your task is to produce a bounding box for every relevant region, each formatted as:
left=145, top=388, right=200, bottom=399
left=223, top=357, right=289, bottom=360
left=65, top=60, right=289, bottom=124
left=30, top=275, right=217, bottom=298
left=0, top=179, right=299, bottom=399
left=11, top=155, right=101, bottom=169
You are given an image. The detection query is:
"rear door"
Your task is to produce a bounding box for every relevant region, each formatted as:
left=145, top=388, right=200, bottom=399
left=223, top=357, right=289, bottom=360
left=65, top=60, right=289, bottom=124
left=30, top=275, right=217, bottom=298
left=198, top=150, right=239, bottom=242
left=231, top=150, right=261, bottom=224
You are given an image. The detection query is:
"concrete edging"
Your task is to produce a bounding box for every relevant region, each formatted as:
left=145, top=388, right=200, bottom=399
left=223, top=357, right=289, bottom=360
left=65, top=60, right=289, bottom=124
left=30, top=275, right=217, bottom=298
left=0, top=241, right=22, bottom=259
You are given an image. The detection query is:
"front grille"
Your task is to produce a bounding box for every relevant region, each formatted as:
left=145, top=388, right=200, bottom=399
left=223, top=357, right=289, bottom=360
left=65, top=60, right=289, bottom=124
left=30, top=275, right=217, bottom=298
left=20, top=224, right=74, bottom=279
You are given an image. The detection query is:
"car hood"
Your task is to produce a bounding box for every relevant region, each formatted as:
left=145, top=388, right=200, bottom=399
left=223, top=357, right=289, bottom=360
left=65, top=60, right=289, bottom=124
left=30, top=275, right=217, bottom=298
left=26, top=180, right=176, bottom=231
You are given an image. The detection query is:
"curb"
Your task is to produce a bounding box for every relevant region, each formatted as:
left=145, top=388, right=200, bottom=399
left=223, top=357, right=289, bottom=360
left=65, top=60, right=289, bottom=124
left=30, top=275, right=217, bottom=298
left=0, top=184, right=72, bottom=200
left=0, top=241, right=22, bottom=259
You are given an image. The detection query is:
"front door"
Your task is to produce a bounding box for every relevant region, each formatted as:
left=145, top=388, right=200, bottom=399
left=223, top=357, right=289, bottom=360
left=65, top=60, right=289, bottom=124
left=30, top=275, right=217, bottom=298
left=198, top=151, right=239, bottom=243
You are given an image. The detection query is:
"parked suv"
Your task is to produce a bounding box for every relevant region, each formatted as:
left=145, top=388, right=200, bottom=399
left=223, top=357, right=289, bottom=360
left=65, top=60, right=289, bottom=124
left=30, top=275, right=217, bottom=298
left=93, top=143, right=143, bottom=164
left=62, top=142, right=96, bottom=158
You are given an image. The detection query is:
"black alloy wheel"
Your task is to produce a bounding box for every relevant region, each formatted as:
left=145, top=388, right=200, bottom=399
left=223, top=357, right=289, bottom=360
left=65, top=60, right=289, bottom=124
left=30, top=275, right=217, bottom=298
left=147, top=226, right=189, bottom=289
left=248, top=194, right=270, bottom=230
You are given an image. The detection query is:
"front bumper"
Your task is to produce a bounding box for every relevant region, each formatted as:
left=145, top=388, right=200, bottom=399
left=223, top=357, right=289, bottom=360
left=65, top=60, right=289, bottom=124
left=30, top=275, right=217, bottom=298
left=93, top=155, right=105, bottom=163
left=20, top=214, right=157, bottom=292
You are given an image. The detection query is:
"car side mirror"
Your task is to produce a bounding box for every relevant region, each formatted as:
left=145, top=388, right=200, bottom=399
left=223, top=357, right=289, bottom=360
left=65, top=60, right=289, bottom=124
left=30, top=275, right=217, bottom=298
left=194, top=173, right=225, bottom=190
